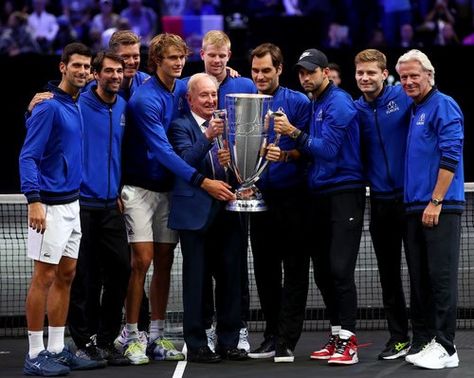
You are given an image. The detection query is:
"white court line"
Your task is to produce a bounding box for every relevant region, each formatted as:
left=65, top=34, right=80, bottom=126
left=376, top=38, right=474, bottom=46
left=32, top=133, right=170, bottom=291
left=172, top=343, right=187, bottom=378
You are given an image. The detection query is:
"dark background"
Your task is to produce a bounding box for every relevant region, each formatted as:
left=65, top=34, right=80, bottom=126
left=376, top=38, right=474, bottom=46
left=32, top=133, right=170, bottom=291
left=1, top=19, right=472, bottom=193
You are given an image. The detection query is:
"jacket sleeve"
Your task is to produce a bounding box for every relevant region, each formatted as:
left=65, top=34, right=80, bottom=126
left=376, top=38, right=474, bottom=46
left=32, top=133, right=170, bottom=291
left=300, top=93, right=358, bottom=160
left=128, top=97, right=204, bottom=187
left=19, top=102, right=55, bottom=202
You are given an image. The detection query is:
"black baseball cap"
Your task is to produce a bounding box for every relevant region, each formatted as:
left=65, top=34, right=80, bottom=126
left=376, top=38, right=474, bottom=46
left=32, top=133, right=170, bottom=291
left=294, top=49, right=329, bottom=71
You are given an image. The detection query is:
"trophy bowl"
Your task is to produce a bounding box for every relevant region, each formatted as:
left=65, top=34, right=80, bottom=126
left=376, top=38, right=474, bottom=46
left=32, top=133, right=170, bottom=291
left=224, top=93, right=273, bottom=212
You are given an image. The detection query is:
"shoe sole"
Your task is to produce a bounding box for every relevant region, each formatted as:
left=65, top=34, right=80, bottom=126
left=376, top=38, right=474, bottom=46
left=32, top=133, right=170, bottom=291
left=328, top=357, right=359, bottom=365
left=380, top=349, right=410, bottom=360
left=248, top=351, right=275, bottom=359
left=274, top=357, right=294, bottom=363
left=414, top=360, right=459, bottom=369
left=310, top=354, right=331, bottom=360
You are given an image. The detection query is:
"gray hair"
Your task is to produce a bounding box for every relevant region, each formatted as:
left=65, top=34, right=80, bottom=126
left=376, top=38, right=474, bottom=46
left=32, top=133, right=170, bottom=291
left=395, top=49, right=435, bottom=86
left=187, top=73, right=218, bottom=94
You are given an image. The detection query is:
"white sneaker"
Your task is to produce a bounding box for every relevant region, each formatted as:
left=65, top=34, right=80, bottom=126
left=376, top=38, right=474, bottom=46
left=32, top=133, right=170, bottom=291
left=124, top=340, right=149, bottom=365
left=238, top=328, right=250, bottom=352
left=405, top=339, right=435, bottom=364
left=413, top=342, right=459, bottom=369
left=205, top=326, right=216, bottom=353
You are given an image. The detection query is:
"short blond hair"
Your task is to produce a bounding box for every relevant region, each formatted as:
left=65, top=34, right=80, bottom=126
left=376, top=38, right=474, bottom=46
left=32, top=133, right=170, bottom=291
left=202, top=30, right=231, bottom=50
left=109, top=30, right=140, bottom=51
left=354, top=49, right=387, bottom=71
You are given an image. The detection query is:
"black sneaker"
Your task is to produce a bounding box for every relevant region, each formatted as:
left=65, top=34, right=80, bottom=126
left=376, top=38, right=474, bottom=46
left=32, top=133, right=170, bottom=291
left=274, top=342, right=294, bottom=363
left=248, top=337, right=275, bottom=359
left=378, top=340, right=410, bottom=360
left=100, top=343, right=130, bottom=366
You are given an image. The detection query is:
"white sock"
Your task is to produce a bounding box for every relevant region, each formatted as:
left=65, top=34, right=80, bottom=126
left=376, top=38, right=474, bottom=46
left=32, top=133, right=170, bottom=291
left=339, top=329, right=355, bottom=340
left=28, top=330, right=44, bottom=359
left=46, top=326, right=65, bottom=354
left=331, top=325, right=341, bottom=336
left=149, top=319, right=164, bottom=340
left=126, top=323, right=139, bottom=340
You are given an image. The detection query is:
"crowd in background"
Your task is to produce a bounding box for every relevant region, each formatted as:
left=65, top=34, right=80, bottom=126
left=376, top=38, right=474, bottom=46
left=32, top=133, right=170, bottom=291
left=1, top=0, right=474, bottom=57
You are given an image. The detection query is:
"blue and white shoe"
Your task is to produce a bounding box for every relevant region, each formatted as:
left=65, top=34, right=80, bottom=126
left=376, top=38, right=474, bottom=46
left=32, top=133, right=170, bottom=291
left=52, top=347, right=105, bottom=370
left=24, top=350, right=70, bottom=376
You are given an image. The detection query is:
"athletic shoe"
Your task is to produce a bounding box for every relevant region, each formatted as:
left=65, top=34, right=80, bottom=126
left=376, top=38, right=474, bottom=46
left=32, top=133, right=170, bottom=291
left=138, top=331, right=148, bottom=350
left=24, top=350, right=71, bottom=376
left=146, top=337, right=185, bottom=361
left=378, top=339, right=411, bottom=360
left=405, top=340, right=434, bottom=364
left=114, top=328, right=147, bottom=354
left=328, top=335, right=358, bottom=365
left=248, top=337, right=275, bottom=359
left=238, top=328, right=251, bottom=352
left=274, top=342, right=294, bottom=363
left=205, top=326, right=217, bottom=353
left=100, top=343, right=130, bottom=366
left=52, top=347, right=105, bottom=370
left=74, top=346, right=107, bottom=368
left=113, top=328, right=128, bottom=354
left=124, top=340, right=149, bottom=365
left=413, top=342, right=459, bottom=369
left=310, top=334, right=338, bottom=360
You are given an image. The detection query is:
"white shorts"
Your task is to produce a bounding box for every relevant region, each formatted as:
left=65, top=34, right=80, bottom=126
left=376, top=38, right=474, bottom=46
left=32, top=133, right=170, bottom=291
left=27, top=201, right=82, bottom=265
left=121, top=185, right=178, bottom=244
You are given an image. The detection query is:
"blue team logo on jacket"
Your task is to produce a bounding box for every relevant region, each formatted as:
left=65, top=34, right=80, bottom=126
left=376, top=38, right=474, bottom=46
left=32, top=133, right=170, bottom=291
left=120, top=114, right=126, bottom=128
left=386, top=100, right=400, bottom=114
left=316, top=109, right=323, bottom=121
left=416, top=113, right=426, bottom=126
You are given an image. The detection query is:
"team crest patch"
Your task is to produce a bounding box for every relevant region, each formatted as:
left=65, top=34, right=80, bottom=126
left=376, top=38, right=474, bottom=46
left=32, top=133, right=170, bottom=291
left=386, top=100, right=399, bottom=114
left=416, top=113, right=425, bottom=125
left=316, top=109, right=323, bottom=121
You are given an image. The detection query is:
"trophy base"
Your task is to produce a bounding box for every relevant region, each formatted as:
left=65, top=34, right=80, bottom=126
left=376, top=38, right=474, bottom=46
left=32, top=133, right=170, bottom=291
left=226, top=199, right=268, bottom=212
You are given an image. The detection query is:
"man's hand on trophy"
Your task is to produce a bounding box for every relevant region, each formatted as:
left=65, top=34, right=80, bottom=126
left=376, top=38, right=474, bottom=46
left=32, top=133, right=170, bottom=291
left=201, top=178, right=236, bottom=201
left=265, top=144, right=281, bottom=162
left=217, top=146, right=231, bottom=167
left=205, top=118, right=225, bottom=140
left=273, top=113, right=293, bottom=135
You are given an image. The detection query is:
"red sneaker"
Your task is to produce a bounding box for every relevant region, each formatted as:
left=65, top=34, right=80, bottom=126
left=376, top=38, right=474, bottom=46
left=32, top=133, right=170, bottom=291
left=310, top=334, right=338, bottom=360
left=328, top=335, right=358, bottom=365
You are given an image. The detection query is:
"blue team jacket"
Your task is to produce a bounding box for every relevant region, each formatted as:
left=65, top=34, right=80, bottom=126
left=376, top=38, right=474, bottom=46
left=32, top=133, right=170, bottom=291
left=257, top=86, right=311, bottom=191
left=405, top=88, right=465, bottom=213
left=79, top=86, right=127, bottom=208
left=355, top=85, right=412, bottom=199
left=19, top=82, right=82, bottom=204
left=296, top=82, right=364, bottom=193
left=122, top=75, right=204, bottom=192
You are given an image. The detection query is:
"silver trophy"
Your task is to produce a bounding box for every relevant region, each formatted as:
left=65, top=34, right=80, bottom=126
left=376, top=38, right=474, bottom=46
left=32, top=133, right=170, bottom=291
left=223, top=93, right=281, bottom=212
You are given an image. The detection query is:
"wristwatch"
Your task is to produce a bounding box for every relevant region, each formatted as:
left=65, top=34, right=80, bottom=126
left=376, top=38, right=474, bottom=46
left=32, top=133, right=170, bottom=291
left=289, top=128, right=301, bottom=140
left=430, top=198, right=443, bottom=206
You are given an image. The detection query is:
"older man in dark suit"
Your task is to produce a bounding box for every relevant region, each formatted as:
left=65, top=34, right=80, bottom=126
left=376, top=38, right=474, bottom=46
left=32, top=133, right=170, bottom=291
left=168, top=73, right=248, bottom=363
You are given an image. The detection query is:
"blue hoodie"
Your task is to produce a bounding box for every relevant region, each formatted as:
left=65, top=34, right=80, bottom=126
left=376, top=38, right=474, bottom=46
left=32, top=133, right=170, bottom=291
left=296, top=82, right=364, bottom=193
left=122, top=75, right=204, bottom=191
left=19, top=82, right=82, bottom=204
left=79, top=86, right=127, bottom=208
left=355, top=85, right=412, bottom=199
left=258, top=86, right=311, bottom=190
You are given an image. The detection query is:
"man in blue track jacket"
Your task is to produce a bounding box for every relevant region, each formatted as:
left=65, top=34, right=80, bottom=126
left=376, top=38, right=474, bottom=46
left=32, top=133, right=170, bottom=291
left=246, top=42, right=311, bottom=363
left=19, top=42, right=99, bottom=376
left=67, top=50, right=130, bottom=367
left=120, top=33, right=235, bottom=365
left=275, top=48, right=365, bottom=365
left=354, top=49, right=412, bottom=360
left=396, top=49, right=464, bottom=370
